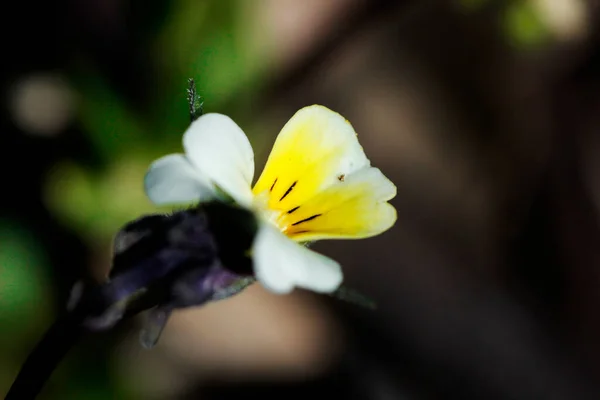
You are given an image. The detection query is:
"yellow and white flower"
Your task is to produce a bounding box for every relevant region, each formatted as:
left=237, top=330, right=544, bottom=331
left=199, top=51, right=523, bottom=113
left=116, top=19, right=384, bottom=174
left=144, top=105, right=396, bottom=295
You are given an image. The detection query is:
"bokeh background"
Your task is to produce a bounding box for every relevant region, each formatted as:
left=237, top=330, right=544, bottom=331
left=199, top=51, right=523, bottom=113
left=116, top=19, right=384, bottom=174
left=2, top=0, right=600, bottom=398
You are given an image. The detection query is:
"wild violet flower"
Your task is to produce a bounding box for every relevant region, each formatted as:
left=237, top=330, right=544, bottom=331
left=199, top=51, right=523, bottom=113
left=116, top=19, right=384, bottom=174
left=6, top=99, right=396, bottom=400
left=145, top=105, right=397, bottom=294
left=70, top=104, right=398, bottom=345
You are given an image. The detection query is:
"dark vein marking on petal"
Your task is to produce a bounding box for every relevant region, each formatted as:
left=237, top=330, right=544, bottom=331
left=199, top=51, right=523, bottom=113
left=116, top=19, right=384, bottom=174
left=287, top=206, right=300, bottom=214
left=292, top=214, right=322, bottom=226
left=279, top=181, right=297, bottom=201
left=270, top=178, right=278, bottom=192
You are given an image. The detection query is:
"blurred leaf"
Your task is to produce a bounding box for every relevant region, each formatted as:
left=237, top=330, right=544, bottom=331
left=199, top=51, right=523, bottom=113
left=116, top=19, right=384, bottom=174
left=74, top=71, right=149, bottom=163
left=503, top=1, right=550, bottom=47
left=0, top=222, right=53, bottom=339
left=0, top=221, right=54, bottom=396
left=44, top=157, right=160, bottom=242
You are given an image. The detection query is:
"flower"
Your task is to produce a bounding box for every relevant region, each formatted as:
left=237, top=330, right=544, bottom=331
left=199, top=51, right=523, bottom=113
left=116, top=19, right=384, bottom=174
left=144, top=105, right=397, bottom=294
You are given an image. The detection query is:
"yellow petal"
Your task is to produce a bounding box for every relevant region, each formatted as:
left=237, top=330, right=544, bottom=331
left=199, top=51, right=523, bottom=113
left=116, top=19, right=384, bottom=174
left=277, top=167, right=397, bottom=241
left=253, top=105, right=370, bottom=213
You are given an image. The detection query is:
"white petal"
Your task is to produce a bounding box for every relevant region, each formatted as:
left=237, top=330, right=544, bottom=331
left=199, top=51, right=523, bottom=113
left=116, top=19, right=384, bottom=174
left=253, top=223, right=343, bottom=294
left=183, top=113, right=254, bottom=206
left=144, top=154, right=215, bottom=206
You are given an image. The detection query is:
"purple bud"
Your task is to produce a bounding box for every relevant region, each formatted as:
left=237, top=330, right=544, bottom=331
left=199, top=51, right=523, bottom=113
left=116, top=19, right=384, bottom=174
left=68, top=203, right=259, bottom=347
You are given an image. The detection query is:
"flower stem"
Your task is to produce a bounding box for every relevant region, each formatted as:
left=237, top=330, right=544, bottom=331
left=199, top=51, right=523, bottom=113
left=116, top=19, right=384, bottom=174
left=4, top=313, right=85, bottom=400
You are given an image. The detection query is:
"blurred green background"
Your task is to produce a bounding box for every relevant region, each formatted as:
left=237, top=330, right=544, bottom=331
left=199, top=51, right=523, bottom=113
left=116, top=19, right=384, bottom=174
left=2, top=0, right=600, bottom=399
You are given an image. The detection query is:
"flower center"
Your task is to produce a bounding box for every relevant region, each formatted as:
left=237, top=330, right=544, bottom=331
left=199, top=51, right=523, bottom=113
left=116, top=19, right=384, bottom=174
left=252, top=191, right=287, bottom=232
